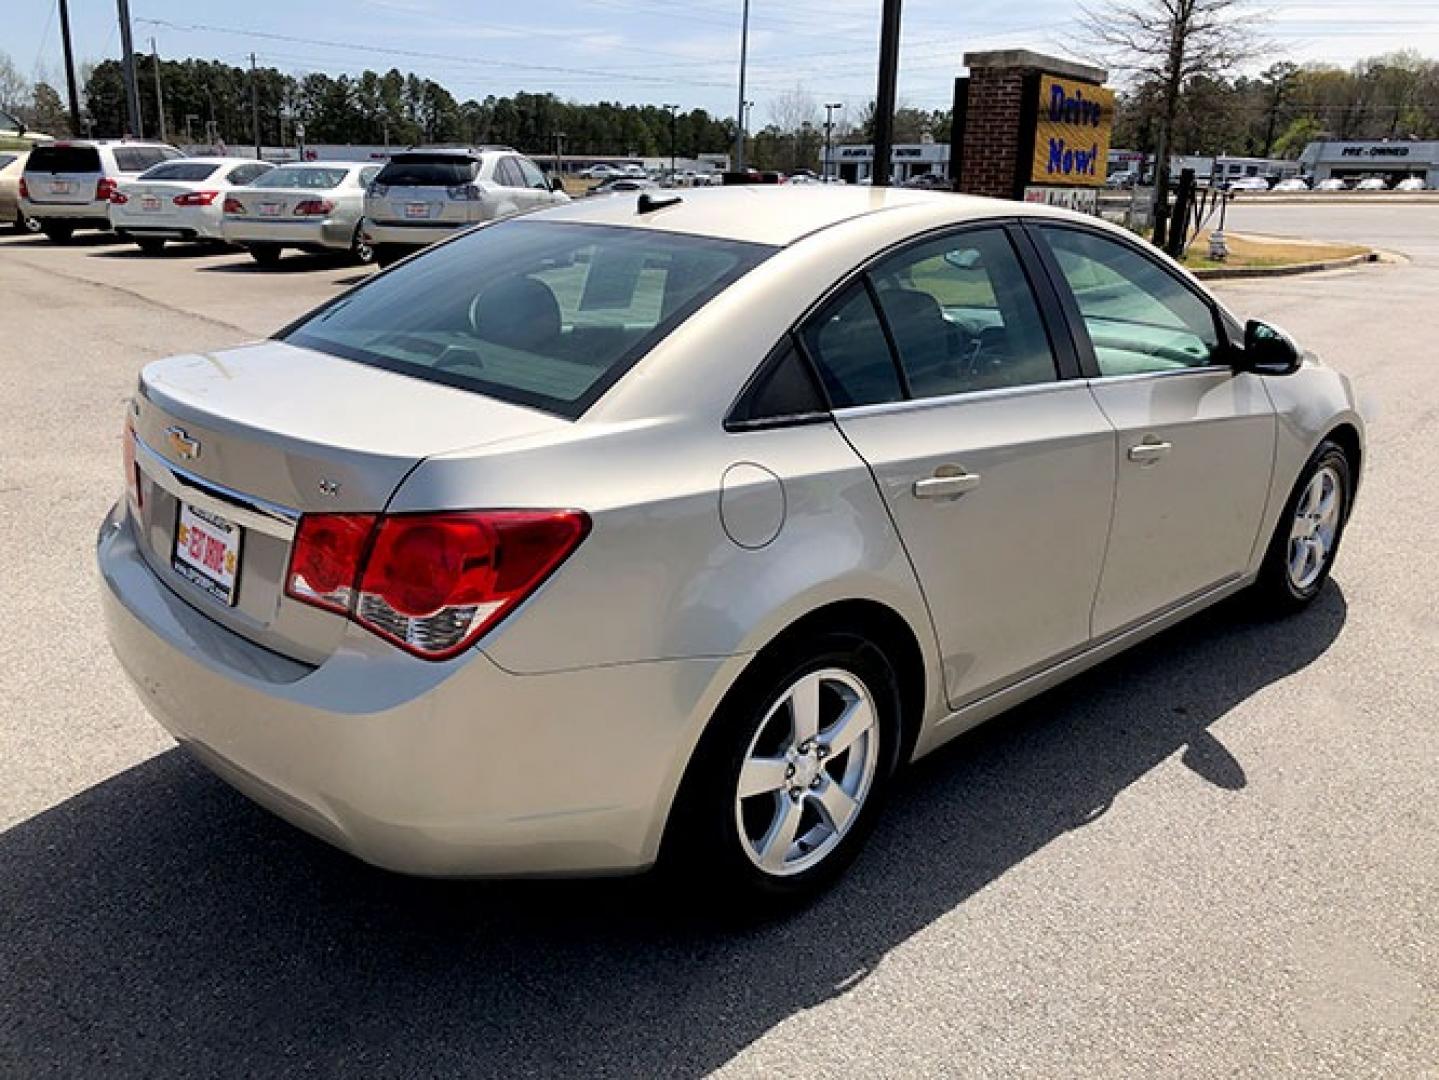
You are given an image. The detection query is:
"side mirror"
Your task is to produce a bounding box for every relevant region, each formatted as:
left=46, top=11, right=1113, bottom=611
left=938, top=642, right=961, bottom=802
left=550, top=177, right=566, bottom=193
left=1238, top=319, right=1302, bottom=376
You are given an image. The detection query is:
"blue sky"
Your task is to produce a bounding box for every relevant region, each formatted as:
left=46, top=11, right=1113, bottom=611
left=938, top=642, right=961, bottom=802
left=10, top=0, right=1439, bottom=123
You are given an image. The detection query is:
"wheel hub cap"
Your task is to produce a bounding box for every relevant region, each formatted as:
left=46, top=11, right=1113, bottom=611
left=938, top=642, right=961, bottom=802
left=1287, top=465, right=1342, bottom=592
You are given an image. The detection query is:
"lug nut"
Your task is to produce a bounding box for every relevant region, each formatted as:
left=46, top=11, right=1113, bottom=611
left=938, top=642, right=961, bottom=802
left=810, top=777, right=821, bottom=789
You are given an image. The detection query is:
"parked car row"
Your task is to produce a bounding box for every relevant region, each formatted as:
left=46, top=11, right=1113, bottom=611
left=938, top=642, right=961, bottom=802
left=12, top=139, right=576, bottom=267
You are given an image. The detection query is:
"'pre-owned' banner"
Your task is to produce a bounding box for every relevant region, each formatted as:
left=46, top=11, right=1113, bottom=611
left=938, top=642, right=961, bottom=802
left=1031, top=77, right=1115, bottom=188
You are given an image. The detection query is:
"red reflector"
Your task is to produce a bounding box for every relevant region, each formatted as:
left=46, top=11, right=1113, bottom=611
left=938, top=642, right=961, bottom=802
left=285, top=513, right=377, bottom=614
left=96, top=177, right=117, bottom=202
left=223, top=197, right=245, bottom=215
left=110, top=190, right=129, bottom=204
left=284, top=510, right=589, bottom=659
left=174, top=190, right=219, bottom=206
left=18, top=177, right=29, bottom=200
left=293, top=199, right=335, bottom=216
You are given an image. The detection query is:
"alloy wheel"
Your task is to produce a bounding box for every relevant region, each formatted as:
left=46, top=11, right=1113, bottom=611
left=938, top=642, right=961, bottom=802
left=1288, top=464, right=1343, bottom=592
left=734, top=668, right=880, bottom=877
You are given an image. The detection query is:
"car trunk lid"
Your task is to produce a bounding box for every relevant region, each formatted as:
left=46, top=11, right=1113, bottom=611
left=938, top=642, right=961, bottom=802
left=128, top=339, right=567, bottom=662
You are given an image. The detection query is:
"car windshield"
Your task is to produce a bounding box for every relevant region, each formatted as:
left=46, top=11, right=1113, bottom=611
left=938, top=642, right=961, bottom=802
left=283, top=220, right=776, bottom=418
left=374, top=156, right=476, bottom=186
left=139, top=161, right=221, bottom=181
left=252, top=166, right=348, bottom=189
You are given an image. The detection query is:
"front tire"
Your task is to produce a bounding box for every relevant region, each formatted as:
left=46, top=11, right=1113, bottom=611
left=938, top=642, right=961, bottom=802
left=665, top=631, right=902, bottom=905
left=350, top=229, right=376, bottom=265
left=41, top=221, right=74, bottom=243
left=1252, top=439, right=1352, bottom=613
left=136, top=236, right=166, bottom=256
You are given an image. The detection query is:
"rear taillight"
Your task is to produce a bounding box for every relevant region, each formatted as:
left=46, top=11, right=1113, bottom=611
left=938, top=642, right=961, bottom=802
left=96, top=177, right=117, bottom=202
left=447, top=183, right=481, bottom=201
left=122, top=419, right=142, bottom=510
left=368, top=182, right=388, bottom=198
left=223, top=197, right=245, bottom=215
left=285, top=510, right=589, bottom=659
left=293, top=199, right=334, bottom=216
left=174, top=190, right=219, bottom=206
left=18, top=177, right=28, bottom=200
left=110, top=190, right=129, bottom=204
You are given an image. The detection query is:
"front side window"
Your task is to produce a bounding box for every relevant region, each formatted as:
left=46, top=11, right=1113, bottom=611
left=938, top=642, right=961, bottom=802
left=283, top=220, right=775, bottom=417
left=800, top=283, right=904, bottom=408
left=252, top=166, right=347, bottom=190
left=1039, top=226, right=1221, bottom=376
left=869, top=227, right=1057, bottom=398
left=494, top=158, right=525, bottom=188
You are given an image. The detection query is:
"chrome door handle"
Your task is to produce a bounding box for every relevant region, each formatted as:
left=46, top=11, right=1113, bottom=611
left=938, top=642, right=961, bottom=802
left=1127, top=441, right=1173, bottom=463
left=913, top=471, right=982, bottom=499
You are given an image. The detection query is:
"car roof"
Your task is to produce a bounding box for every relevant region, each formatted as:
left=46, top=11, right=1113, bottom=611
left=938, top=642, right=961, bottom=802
left=151, top=156, right=269, bottom=166
left=43, top=139, right=175, bottom=149
left=534, top=184, right=1060, bottom=247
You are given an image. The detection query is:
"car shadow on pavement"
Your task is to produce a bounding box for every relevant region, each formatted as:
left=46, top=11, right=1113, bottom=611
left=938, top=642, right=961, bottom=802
left=0, top=232, right=123, bottom=249
left=90, top=244, right=237, bottom=261
left=0, top=584, right=1347, bottom=1077
left=198, top=254, right=369, bottom=275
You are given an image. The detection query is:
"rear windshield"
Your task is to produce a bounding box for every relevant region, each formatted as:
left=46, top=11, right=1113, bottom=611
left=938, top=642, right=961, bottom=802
left=283, top=221, right=776, bottom=418
left=113, top=147, right=179, bottom=173
left=252, top=166, right=348, bottom=189
left=27, top=145, right=101, bottom=173
left=139, top=161, right=220, bottom=181
left=374, top=156, right=477, bottom=187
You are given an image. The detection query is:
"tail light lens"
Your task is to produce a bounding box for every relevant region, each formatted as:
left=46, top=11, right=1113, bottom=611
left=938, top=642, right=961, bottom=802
left=368, top=182, right=388, bottom=198
left=110, top=190, right=129, bottom=204
left=223, top=197, right=245, bottom=215
left=285, top=509, right=589, bottom=659
left=18, top=177, right=29, bottom=199
left=122, top=418, right=142, bottom=510
left=174, top=190, right=219, bottom=206
left=447, top=183, right=482, bottom=201
left=293, top=199, right=334, bottom=216
left=96, top=177, right=117, bottom=202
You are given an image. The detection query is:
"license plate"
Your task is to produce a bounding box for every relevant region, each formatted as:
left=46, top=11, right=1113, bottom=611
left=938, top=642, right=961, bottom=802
left=173, top=503, right=243, bottom=606
left=50, top=180, right=71, bottom=194
left=142, top=194, right=161, bottom=211
left=405, top=202, right=430, bottom=218
left=259, top=202, right=283, bottom=217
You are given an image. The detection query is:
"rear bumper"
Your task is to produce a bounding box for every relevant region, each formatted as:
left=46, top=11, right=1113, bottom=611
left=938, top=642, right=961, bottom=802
left=96, top=502, right=723, bottom=877
left=111, top=204, right=224, bottom=240
left=20, top=196, right=109, bottom=226
left=222, top=216, right=351, bottom=250
left=362, top=219, right=469, bottom=248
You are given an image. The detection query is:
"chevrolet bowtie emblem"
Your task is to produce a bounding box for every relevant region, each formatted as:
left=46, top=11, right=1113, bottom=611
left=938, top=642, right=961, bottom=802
left=165, top=426, right=201, bottom=461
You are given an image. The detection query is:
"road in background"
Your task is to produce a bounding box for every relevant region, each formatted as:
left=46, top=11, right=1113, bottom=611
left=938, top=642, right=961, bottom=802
left=0, top=212, right=1434, bottom=1077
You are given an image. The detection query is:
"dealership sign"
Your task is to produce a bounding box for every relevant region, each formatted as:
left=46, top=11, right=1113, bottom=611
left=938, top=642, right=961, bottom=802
left=1030, top=78, right=1115, bottom=188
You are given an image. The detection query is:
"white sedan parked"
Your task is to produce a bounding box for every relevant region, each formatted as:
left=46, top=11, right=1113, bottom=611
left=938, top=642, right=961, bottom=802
left=222, top=161, right=380, bottom=266
left=109, top=157, right=275, bottom=254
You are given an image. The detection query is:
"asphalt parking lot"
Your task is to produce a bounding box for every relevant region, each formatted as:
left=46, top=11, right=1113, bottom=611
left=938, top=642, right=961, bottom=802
left=1, top=205, right=1435, bottom=1077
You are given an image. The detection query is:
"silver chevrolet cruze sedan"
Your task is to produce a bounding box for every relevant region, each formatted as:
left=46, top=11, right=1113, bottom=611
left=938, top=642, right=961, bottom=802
left=98, top=186, right=1363, bottom=900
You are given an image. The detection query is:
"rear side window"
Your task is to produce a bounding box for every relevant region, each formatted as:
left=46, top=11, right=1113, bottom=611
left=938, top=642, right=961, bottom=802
left=283, top=220, right=775, bottom=418
left=800, top=283, right=904, bottom=408
left=517, top=157, right=549, bottom=190
left=139, top=161, right=220, bottom=181
left=374, top=156, right=477, bottom=187
left=113, top=147, right=178, bottom=173
left=225, top=163, right=271, bottom=185
left=252, top=167, right=347, bottom=189
left=27, top=145, right=101, bottom=173
left=494, top=158, right=525, bottom=188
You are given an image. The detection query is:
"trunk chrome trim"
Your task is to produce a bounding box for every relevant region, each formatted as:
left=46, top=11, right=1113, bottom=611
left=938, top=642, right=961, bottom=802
left=133, top=433, right=299, bottom=540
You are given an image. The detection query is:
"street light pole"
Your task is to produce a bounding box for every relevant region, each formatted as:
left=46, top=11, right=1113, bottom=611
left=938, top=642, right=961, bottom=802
left=824, top=101, right=843, bottom=180
left=664, top=104, right=679, bottom=181
left=871, top=0, right=902, bottom=187
left=733, top=0, right=749, bottom=171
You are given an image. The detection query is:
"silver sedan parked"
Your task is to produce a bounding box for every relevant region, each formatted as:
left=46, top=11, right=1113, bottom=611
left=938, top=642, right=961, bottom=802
left=98, top=187, right=1363, bottom=901
left=221, top=161, right=380, bottom=265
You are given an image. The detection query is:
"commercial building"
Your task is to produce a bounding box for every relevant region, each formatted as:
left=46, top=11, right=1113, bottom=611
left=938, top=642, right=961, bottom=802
left=821, top=141, right=949, bottom=184
left=1298, top=140, right=1439, bottom=186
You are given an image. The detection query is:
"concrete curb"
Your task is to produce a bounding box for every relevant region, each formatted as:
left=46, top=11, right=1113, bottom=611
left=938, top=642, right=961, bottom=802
left=1192, top=251, right=1378, bottom=280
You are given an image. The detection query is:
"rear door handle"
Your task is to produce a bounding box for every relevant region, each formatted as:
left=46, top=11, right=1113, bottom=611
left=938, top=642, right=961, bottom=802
left=1127, top=441, right=1173, bottom=463
left=913, top=471, right=982, bottom=499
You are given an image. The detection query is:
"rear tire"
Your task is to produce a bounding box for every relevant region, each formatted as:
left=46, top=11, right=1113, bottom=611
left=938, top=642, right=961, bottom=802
left=14, top=211, right=41, bottom=235
left=663, top=630, right=902, bottom=908
left=41, top=221, right=74, bottom=243
left=136, top=237, right=166, bottom=256
left=350, top=229, right=376, bottom=265
left=1251, top=439, right=1352, bottom=615
left=248, top=244, right=282, bottom=267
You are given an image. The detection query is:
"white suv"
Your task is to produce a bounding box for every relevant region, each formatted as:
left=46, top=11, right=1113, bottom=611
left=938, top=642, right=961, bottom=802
left=20, top=139, right=181, bottom=241
left=361, top=147, right=569, bottom=266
